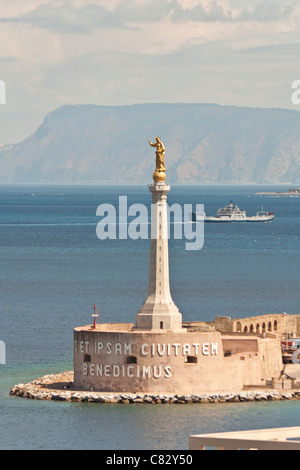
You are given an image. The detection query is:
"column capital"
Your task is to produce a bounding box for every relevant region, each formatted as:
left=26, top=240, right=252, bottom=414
left=148, top=182, right=170, bottom=192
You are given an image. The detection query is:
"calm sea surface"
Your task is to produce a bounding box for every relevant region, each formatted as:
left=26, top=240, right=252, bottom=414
left=0, top=183, right=300, bottom=450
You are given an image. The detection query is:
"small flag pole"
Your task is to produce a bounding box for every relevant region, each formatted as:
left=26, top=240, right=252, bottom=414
left=92, top=304, right=99, bottom=329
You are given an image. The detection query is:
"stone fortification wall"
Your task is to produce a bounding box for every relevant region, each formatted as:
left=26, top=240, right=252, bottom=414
left=215, top=313, right=300, bottom=337
left=74, top=327, right=230, bottom=393
left=73, top=324, right=283, bottom=394
left=221, top=334, right=282, bottom=388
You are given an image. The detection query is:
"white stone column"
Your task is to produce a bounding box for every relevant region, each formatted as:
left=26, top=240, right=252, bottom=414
left=136, top=182, right=183, bottom=331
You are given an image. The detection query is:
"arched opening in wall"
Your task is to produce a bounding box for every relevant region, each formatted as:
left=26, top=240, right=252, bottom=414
left=126, top=356, right=137, bottom=364
left=185, top=356, right=197, bottom=364
left=256, top=323, right=260, bottom=334
left=236, top=322, right=242, bottom=332
left=274, top=320, right=278, bottom=331
left=268, top=321, right=272, bottom=332
left=244, top=325, right=248, bottom=332
left=250, top=324, right=254, bottom=333
left=262, top=322, right=266, bottom=333
left=160, top=322, right=163, bottom=329
left=84, top=354, right=91, bottom=362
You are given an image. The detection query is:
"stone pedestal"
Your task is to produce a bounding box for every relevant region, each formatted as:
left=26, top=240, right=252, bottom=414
left=136, top=182, right=183, bottom=331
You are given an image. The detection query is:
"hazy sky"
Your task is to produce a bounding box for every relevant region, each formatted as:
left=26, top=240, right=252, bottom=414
left=1, top=0, right=300, bottom=144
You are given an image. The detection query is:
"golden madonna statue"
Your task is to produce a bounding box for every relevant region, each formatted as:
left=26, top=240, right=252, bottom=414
left=148, top=136, right=166, bottom=182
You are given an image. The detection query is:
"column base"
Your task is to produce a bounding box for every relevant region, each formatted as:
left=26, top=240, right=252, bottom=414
left=136, top=309, right=183, bottom=331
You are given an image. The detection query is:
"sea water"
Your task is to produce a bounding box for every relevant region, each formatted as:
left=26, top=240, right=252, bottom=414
left=0, top=184, right=299, bottom=450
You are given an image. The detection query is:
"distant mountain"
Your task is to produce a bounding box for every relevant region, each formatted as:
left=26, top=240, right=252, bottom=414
left=1, top=103, right=300, bottom=184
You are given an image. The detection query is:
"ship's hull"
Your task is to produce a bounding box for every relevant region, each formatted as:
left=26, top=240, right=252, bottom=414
left=200, top=215, right=274, bottom=222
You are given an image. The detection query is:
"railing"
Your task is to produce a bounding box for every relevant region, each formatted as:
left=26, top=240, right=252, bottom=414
left=189, top=427, right=300, bottom=450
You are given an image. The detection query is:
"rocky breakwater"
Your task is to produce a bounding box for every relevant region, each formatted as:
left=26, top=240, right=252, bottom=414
left=9, top=371, right=300, bottom=404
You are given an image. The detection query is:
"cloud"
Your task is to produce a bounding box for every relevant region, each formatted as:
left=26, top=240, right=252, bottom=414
left=1, top=0, right=294, bottom=38
left=1, top=1, right=299, bottom=53
left=1, top=0, right=300, bottom=144
left=0, top=0, right=173, bottom=33
left=171, top=0, right=299, bottom=23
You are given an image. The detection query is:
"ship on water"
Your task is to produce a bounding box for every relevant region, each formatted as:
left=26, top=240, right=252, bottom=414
left=193, top=201, right=274, bottom=223
left=256, top=187, right=300, bottom=196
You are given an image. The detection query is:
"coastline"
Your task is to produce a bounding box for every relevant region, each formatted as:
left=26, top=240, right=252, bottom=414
left=9, top=371, right=300, bottom=404
left=255, top=192, right=300, bottom=195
